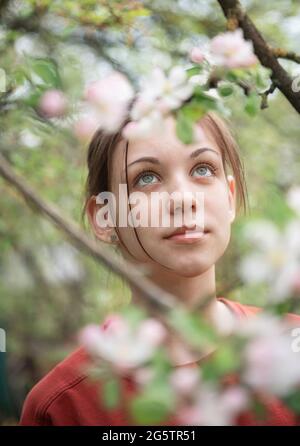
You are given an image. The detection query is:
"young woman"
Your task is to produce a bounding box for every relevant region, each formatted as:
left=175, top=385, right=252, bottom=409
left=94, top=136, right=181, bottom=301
left=19, top=112, right=300, bottom=426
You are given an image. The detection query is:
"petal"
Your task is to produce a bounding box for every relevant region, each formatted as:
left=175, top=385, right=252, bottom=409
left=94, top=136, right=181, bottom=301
left=168, top=65, right=187, bottom=86
left=173, top=84, right=194, bottom=101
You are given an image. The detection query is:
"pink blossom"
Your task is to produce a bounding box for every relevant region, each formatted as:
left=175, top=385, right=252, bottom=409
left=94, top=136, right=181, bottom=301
left=132, top=66, right=193, bottom=117
left=291, top=268, right=300, bottom=294
left=100, top=313, right=129, bottom=337
left=78, top=314, right=167, bottom=371
left=73, top=113, right=99, bottom=141
left=85, top=72, right=134, bottom=106
left=133, top=367, right=155, bottom=387
left=189, top=47, right=205, bottom=64
left=84, top=72, right=134, bottom=133
left=137, top=318, right=167, bottom=347
left=210, top=29, right=258, bottom=69
left=39, top=89, right=67, bottom=118
left=220, top=386, right=249, bottom=414
left=122, top=110, right=165, bottom=140
left=177, top=406, right=202, bottom=425
left=122, top=66, right=194, bottom=140
left=169, top=366, right=201, bottom=396
left=130, top=95, right=157, bottom=121
left=244, top=334, right=300, bottom=396
left=238, top=219, right=300, bottom=303
left=122, top=121, right=141, bottom=140
left=78, top=324, right=104, bottom=357
left=180, top=384, right=249, bottom=426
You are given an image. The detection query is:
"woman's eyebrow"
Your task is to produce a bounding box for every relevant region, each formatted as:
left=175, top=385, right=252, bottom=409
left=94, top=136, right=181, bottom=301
left=125, top=147, right=220, bottom=171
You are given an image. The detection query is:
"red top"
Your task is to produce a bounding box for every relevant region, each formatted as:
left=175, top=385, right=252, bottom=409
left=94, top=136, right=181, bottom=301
left=19, top=298, right=300, bottom=426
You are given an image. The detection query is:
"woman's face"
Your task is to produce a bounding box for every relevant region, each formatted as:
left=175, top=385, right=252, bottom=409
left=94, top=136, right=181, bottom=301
left=108, top=115, right=236, bottom=277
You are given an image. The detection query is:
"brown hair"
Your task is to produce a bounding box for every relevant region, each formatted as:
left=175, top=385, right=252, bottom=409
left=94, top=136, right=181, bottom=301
left=82, top=111, right=248, bottom=228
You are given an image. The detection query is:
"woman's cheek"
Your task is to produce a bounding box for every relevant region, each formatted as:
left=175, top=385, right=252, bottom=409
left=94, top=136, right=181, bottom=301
left=216, top=219, right=232, bottom=257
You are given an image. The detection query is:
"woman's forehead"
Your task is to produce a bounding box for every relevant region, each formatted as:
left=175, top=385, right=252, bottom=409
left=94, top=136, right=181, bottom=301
left=115, top=116, right=222, bottom=162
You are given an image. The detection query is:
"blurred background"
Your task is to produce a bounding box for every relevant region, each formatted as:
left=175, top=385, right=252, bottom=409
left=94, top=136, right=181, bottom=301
left=0, top=0, right=300, bottom=424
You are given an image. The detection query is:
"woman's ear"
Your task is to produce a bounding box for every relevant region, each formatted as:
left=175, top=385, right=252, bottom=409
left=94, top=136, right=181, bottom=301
left=85, top=196, right=119, bottom=245
left=227, top=175, right=236, bottom=223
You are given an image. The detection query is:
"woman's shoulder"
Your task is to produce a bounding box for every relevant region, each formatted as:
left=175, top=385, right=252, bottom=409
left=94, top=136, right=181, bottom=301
left=18, top=346, right=92, bottom=425
left=19, top=345, right=134, bottom=426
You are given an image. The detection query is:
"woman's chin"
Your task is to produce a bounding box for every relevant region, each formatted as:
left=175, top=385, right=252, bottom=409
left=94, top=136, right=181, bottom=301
left=162, top=260, right=212, bottom=277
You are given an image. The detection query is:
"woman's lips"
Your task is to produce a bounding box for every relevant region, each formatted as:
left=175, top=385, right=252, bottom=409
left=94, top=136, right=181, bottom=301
left=164, top=230, right=208, bottom=244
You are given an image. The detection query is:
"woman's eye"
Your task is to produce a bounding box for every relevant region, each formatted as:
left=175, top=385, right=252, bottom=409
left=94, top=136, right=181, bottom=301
left=192, top=164, right=215, bottom=178
left=136, top=172, right=159, bottom=187
left=134, top=164, right=216, bottom=187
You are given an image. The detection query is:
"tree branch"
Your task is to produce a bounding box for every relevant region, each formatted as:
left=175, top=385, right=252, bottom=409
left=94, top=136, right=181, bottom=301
left=217, top=0, right=300, bottom=115
left=259, top=81, right=277, bottom=110
left=272, top=47, right=300, bottom=65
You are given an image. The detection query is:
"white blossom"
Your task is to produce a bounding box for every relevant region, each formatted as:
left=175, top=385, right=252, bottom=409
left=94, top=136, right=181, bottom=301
left=79, top=314, right=167, bottom=371
left=238, top=219, right=300, bottom=302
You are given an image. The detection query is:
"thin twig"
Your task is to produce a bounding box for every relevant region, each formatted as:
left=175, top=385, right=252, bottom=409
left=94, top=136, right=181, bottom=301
left=272, top=48, right=300, bottom=65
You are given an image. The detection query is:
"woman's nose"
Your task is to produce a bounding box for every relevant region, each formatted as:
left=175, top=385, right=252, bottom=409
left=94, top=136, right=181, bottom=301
left=168, top=192, right=197, bottom=214
left=167, top=189, right=204, bottom=225
left=163, top=173, right=205, bottom=225
left=168, top=191, right=204, bottom=229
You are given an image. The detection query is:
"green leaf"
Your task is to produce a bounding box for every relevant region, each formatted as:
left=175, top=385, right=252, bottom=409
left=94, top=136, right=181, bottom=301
left=251, top=398, right=268, bottom=420
left=283, top=391, right=300, bottom=414
left=168, top=306, right=218, bottom=350
left=122, top=8, right=151, bottom=20
left=201, top=349, right=238, bottom=381
left=271, top=300, right=294, bottom=316
left=130, top=395, right=170, bottom=425
left=22, top=86, right=46, bottom=108
left=218, top=84, right=234, bottom=97
left=28, top=57, right=62, bottom=89
left=119, top=305, right=147, bottom=330
left=244, top=93, right=260, bottom=116
left=14, top=68, right=28, bottom=86
left=103, top=378, right=120, bottom=409
left=226, top=70, right=239, bottom=82
left=185, top=65, right=203, bottom=79
left=227, top=68, right=251, bottom=81
left=151, top=348, right=172, bottom=374
left=176, top=111, right=194, bottom=144
left=193, top=86, right=218, bottom=110
left=130, top=381, right=174, bottom=425
left=213, top=343, right=240, bottom=375
left=180, top=101, right=205, bottom=121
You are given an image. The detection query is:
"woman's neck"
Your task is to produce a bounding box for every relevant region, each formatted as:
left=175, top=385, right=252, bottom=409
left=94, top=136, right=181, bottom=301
left=131, top=264, right=217, bottom=309
left=129, top=264, right=236, bottom=366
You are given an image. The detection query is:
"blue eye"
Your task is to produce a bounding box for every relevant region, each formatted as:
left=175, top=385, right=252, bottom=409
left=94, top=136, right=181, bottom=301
left=135, top=171, right=158, bottom=187
left=134, top=163, right=217, bottom=187
left=193, top=164, right=216, bottom=178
